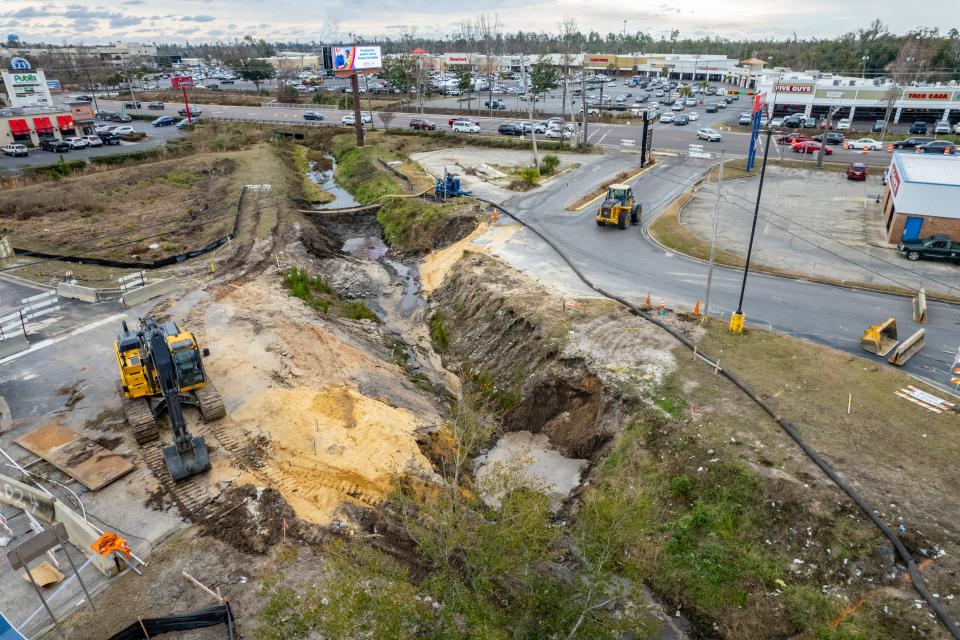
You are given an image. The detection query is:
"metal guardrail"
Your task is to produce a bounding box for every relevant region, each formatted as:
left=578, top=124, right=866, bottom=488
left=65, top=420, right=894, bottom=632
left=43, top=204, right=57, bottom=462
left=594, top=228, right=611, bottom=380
left=262, top=101, right=337, bottom=111
left=0, top=291, right=61, bottom=341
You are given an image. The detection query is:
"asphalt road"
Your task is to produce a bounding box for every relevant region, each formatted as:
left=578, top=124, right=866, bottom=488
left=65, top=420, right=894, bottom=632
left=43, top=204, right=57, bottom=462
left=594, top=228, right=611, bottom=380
left=93, top=99, right=900, bottom=168
left=496, top=152, right=958, bottom=392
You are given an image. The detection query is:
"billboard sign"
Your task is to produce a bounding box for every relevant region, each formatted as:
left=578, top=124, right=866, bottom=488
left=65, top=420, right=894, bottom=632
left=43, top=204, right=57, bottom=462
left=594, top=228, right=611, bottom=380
left=171, top=75, right=194, bottom=88
left=333, top=46, right=383, bottom=73
left=1, top=68, right=52, bottom=107
left=9, top=56, right=31, bottom=71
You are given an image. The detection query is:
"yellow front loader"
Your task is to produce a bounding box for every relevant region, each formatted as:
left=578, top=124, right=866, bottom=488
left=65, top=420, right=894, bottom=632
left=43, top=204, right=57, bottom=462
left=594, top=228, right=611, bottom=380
left=596, top=183, right=641, bottom=229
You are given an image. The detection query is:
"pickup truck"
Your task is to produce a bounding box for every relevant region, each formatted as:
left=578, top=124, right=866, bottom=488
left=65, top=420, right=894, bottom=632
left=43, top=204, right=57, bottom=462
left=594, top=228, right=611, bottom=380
left=898, top=235, right=960, bottom=262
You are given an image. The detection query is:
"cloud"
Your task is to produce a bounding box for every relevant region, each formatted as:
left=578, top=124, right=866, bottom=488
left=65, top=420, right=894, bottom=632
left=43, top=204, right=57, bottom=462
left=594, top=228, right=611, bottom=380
left=110, top=15, right=142, bottom=26
left=180, top=14, right=215, bottom=22
left=122, top=0, right=145, bottom=4
left=4, top=6, right=46, bottom=18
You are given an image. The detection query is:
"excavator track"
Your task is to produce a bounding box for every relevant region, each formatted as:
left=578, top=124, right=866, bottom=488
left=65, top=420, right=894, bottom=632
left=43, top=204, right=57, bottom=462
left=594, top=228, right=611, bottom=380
left=122, top=396, right=159, bottom=445
left=142, top=443, right=213, bottom=518
left=195, top=384, right=226, bottom=422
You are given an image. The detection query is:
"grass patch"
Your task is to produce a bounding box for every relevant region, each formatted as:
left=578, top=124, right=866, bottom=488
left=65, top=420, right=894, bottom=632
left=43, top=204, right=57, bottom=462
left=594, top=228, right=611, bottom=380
left=283, top=266, right=380, bottom=322
left=376, top=197, right=455, bottom=253
left=331, top=135, right=406, bottom=205
left=429, top=311, right=448, bottom=352
left=288, top=144, right=334, bottom=204
left=565, top=165, right=648, bottom=210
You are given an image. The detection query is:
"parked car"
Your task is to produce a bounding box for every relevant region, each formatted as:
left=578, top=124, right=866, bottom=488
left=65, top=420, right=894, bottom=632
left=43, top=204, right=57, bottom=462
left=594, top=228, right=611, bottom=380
left=934, top=121, right=952, bottom=135
left=498, top=122, right=523, bottom=136
left=302, top=111, right=325, bottom=121
left=178, top=107, right=202, bottom=117
left=125, top=101, right=142, bottom=109
left=835, top=118, right=852, bottom=131
left=448, top=117, right=478, bottom=127
left=484, top=100, right=506, bottom=110
left=705, top=103, right=719, bottom=113
left=845, top=138, right=881, bottom=150
left=671, top=102, right=685, bottom=111
left=544, top=127, right=572, bottom=139
left=802, top=117, right=818, bottom=128
left=769, top=116, right=784, bottom=127
left=82, top=135, right=103, bottom=147
left=152, top=116, right=177, bottom=127
left=64, top=137, right=88, bottom=149
left=111, top=125, right=136, bottom=135
left=1, top=143, right=28, bottom=157
left=40, top=138, right=71, bottom=152
left=892, top=137, right=934, bottom=150
left=147, top=102, right=165, bottom=110
left=409, top=118, right=436, bottom=130
left=696, top=128, right=722, bottom=142
left=98, top=132, right=121, bottom=145
left=715, top=100, right=727, bottom=109
left=673, top=114, right=690, bottom=126
left=688, top=112, right=699, bottom=121
left=909, top=121, right=928, bottom=134
left=738, top=113, right=752, bottom=125
left=684, top=99, right=697, bottom=107
left=872, top=119, right=885, bottom=133
left=898, top=235, right=960, bottom=262
left=846, top=163, right=867, bottom=181
left=659, top=113, right=675, bottom=123
left=452, top=120, right=481, bottom=133
left=175, top=119, right=191, bottom=129
left=74, top=95, right=93, bottom=103
left=919, top=140, right=956, bottom=154
left=814, top=132, right=845, bottom=145
left=791, top=141, right=832, bottom=154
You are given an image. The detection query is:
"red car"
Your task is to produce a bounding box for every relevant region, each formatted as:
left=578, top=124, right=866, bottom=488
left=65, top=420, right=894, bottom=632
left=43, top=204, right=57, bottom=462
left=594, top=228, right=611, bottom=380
left=847, top=163, right=867, bottom=180
left=409, top=118, right=436, bottom=130
left=777, top=133, right=814, bottom=145
left=792, top=141, right=833, bottom=155
left=448, top=117, right=479, bottom=128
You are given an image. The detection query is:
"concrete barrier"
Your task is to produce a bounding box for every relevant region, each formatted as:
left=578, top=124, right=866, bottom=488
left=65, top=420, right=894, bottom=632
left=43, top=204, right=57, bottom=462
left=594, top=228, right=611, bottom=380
left=121, top=277, right=179, bottom=308
left=0, top=335, right=29, bottom=358
left=888, top=329, right=926, bottom=366
left=912, top=287, right=927, bottom=324
left=0, top=235, right=11, bottom=259
left=57, top=281, right=100, bottom=302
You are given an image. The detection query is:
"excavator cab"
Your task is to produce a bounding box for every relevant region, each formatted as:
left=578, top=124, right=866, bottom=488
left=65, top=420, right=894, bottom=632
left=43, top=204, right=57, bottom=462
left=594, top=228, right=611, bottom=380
left=596, top=183, right=641, bottom=229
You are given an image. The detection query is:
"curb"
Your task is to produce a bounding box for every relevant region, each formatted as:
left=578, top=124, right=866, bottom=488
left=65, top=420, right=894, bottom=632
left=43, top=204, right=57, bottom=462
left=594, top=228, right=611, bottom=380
left=569, top=162, right=659, bottom=212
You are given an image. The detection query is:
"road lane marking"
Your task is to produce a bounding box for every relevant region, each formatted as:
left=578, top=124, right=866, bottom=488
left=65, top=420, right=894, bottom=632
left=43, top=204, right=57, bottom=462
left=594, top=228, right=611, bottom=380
left=0, top=312, right=126, bottom=366
left=597, top=130, right=610, bottom=144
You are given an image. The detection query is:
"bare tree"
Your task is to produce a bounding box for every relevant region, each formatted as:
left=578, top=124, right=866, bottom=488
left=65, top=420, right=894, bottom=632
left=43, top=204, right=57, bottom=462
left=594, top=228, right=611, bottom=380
left=559, top=18, right=578, bottom=146
left=378, top=111, right=396, bottom=130
left=475, top=13, right=501, bottom=117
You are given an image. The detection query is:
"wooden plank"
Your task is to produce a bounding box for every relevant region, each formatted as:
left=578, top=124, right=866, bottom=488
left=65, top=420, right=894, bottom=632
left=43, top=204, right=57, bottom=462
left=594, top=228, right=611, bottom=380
left=15, top=422, right=134, bottom=491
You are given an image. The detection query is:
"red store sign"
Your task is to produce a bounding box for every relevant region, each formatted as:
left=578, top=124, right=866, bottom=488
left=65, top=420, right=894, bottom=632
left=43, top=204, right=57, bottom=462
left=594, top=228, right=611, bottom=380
left=906, top=92, right=949, bottom=100
left=589, top=57, right=609, bottom=63
left=775, top=84, right=813, bottom=93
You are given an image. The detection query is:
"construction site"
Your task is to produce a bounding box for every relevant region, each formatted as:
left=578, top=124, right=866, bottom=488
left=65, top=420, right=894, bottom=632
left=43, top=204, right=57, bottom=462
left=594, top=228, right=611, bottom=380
left=0, top=116, right=958, bottom=640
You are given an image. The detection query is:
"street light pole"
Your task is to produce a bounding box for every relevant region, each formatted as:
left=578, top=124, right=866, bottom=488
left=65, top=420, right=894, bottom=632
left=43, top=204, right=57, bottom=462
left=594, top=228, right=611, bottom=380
left=729, top=129, right=773, bottom=334
left=861, top=54, right=869, bottom=79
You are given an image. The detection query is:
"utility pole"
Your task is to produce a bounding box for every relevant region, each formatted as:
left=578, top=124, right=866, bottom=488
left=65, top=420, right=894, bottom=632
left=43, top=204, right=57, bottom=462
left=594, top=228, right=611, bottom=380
left=520, top=54, right=538, bottom=167
left=816, top=105, right=838, bottom=169
left=364, top=74, right=373, bottom=129
left=703, top=150, right=723, bottom=323
left=85, top=69, right=100, bottom=114
left=729, top=130, right=773, bottom=334
left=350, top=73, right=364, bottom=147
left=581, top=49, right=588, bottom=146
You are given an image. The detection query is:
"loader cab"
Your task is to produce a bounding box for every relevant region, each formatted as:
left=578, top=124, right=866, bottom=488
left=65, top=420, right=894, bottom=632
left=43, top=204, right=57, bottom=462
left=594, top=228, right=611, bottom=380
left=166, top=335, right=206, bottom=390
left=607, top=184, right=632, bottom=205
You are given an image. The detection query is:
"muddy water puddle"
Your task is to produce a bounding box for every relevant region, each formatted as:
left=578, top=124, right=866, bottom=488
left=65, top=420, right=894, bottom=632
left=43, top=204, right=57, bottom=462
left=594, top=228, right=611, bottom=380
left=341, top=235, right=423, bottom=317
left=307, top=154, right=360, bottom=210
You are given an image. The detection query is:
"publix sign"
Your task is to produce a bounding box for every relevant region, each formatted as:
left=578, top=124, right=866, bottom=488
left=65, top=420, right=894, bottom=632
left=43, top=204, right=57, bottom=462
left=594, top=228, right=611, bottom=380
left=1, top=58, right=52, bottom=107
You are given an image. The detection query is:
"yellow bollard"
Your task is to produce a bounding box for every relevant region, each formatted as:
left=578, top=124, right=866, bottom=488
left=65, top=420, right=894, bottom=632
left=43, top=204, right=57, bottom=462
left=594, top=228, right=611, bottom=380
left=729, top=311, right=744, bottom=334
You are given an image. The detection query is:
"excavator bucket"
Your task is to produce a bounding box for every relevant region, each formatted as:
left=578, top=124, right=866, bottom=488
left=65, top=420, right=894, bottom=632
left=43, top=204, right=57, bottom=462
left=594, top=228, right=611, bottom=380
left=163, top=436, right=211, bottom=481
left=860, top=317, right=899, bottom=357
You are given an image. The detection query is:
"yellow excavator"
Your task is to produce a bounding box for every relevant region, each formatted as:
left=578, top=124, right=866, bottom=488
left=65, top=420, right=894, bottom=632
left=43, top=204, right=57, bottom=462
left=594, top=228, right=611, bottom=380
left=114, top=316, right=225, bottom=481
left=596, top=183, right=641, bottom=229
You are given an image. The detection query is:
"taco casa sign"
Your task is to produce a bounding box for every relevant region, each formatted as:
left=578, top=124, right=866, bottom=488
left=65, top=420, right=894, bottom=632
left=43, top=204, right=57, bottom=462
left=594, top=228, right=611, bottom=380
left=905, top=91, right=950, bottom=100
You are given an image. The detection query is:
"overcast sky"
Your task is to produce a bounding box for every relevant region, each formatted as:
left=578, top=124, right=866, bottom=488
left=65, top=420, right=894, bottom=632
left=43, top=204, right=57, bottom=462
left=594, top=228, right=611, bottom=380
left=0, top=0, right=956, bottom=45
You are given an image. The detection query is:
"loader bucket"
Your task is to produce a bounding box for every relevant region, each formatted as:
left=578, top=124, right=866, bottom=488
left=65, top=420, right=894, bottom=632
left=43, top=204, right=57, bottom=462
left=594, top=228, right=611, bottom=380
left=860, top=317, right=898, bottom=356
left=888, top=329, right=926, bottom=366
left=163, top=436, right=211, bottom=481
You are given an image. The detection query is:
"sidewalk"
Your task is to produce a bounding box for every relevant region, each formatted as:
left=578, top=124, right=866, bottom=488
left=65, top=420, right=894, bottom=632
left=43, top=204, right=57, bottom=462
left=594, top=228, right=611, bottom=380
left=677, top=165, right=960, bottom=298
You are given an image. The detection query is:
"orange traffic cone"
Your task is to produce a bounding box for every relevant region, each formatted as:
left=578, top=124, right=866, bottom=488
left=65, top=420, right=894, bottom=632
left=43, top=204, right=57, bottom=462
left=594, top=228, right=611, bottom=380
left=915, top=146, right=922, bottom=153
left=645, top=293, right=651, bottom=309
left=491, top=208, right=498, bottom=222
left=887, top=143, right=893, bottom=153
left=843, top=142, right=849, bottom=150
left=945, top=146, right=952, bottom=155
left=694, top=299, right=701, bottom=316
left=658, top=299, right=666, bottom=316
left=862, top=146, right=868, bottom=154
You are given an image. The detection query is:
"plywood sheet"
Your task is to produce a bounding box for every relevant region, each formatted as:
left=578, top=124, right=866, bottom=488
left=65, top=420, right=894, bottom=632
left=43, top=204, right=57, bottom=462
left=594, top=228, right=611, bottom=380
left=15, top=422, right=134, bottom=491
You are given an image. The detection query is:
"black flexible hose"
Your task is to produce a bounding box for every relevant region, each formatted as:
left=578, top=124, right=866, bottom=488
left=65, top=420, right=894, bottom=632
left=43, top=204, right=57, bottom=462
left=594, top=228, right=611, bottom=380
left=474, top=196, right=960, bottom=638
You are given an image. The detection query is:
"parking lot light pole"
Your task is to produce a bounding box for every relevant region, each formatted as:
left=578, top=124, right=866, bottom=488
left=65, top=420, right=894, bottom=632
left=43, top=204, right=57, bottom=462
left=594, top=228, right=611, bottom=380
left=729, top=129, right=773, bottom=335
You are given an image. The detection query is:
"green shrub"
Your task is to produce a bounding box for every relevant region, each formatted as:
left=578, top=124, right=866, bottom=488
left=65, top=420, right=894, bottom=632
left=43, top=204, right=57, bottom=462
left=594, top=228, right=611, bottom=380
left=540, top=154, right=560, bottom=176
left=429, top=312, right=449, bottom=352
left=345, top=302, right=380, bottom=322
left=670, top=474, right=693, bottom=495
left=519, top=166, right=540, bottom=187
